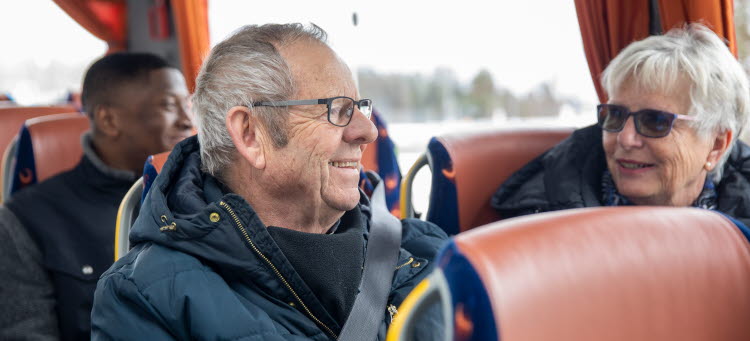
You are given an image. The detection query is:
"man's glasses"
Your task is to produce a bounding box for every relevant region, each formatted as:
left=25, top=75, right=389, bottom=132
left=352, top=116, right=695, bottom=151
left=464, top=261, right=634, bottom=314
left=252, top=96, right=373, bottom=127
left=597, top=104, right=695, bottom=138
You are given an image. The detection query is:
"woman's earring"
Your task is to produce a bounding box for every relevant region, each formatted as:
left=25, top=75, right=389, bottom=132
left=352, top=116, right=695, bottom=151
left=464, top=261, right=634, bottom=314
left=705, top=161, right=713, bottom=171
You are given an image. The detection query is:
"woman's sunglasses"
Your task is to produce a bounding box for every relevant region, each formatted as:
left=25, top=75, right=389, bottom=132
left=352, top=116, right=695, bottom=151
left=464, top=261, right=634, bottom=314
left=597, top=104, right=695, bottom=138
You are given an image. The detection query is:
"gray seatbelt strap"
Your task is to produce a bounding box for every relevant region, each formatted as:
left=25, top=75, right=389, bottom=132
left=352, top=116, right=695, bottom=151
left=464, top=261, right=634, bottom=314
left=338, top=180, right=403, bottom=341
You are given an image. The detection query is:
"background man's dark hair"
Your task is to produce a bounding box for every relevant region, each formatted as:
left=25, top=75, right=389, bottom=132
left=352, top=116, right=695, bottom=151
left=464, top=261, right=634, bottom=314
left=81, top=52, right=174, bottom=116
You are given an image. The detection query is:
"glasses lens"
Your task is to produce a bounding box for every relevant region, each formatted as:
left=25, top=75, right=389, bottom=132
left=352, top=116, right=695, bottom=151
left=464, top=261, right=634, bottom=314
left=359, top=99, right=373, bottom=118
left=637, top=110, right=675, bottom=137
left=329, top=97, right=355, bottom=126
left=598, top=105, right=627, bottom=132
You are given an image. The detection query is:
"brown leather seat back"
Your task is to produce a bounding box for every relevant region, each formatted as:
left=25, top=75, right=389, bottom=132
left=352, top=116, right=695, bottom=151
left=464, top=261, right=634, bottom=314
left=0, top=105, right=76, bottom=156
left=454, top=207, right=750, bottom=340
left=26, top=113, right=89, bottom=182
left=424, top=128, right=572, bottom=234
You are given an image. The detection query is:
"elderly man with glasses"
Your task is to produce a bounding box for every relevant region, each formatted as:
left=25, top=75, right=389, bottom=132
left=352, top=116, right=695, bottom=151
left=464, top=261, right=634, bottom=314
left=91, top=24, right=447, bottom=340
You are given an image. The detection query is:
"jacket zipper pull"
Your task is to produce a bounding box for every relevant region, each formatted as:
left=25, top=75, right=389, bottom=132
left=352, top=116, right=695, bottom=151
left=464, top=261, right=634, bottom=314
left=387, top=304, right=398, bottom=324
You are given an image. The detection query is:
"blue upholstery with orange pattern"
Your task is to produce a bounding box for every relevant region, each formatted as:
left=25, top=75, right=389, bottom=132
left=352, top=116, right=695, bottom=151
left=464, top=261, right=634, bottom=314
left=424, top=137, right=458, bottom=234
left=358, top=109, right=402, bottom=217
left=141, top=152, right=170, bottom=202
left=437, top=240, right=497, bottom=341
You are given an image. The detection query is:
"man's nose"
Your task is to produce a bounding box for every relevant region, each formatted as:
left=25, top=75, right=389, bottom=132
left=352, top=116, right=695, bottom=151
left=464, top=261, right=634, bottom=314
left=176, top=101, right=194, bottom=130
left=342, top=109, right=377, bottom=145
left=617, top=117, right=643, bottom=149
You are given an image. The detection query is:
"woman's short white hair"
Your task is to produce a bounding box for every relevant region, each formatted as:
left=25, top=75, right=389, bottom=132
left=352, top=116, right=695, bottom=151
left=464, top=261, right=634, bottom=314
left=601, top=23, right=750, bottom=181
left=192, top=23, right=328, bottom=178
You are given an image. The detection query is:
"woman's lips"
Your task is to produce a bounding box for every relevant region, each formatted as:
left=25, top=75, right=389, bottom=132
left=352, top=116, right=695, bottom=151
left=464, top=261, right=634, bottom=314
left=616, top=159, right=655, bottom=174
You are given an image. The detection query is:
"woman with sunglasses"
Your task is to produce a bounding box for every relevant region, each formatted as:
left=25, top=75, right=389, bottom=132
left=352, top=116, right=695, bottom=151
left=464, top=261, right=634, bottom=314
left=492, top=24, right=750, bottom=225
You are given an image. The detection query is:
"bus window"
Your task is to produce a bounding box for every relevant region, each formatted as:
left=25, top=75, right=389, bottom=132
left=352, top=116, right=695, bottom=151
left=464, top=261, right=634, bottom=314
left=209, top=1, right=598, bottom=213
left=0, top=3, right=106, bottom=105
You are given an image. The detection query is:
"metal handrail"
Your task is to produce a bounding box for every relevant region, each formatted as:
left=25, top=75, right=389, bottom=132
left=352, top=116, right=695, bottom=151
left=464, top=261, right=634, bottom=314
left=400, top=153, right=429, bottom=219
left=114, top=177, right=143, bottom=261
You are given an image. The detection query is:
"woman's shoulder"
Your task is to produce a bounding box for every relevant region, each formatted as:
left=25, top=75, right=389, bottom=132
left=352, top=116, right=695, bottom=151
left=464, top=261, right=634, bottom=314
left=716, top=141, right=750, bottom=225
left=491, top=125, right=605, bottom=216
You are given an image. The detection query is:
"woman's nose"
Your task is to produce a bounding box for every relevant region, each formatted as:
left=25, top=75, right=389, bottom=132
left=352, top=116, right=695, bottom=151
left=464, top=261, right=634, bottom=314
left=616, top=117, right=644, bottom=149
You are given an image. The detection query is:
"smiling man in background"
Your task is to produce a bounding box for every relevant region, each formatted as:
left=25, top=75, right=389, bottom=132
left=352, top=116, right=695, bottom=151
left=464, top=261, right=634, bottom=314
left=0, top=52, right=193, bottom=341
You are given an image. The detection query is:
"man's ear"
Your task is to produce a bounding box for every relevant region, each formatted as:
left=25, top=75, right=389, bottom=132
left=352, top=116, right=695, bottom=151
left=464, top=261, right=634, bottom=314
left=93, top=105, right=120, bottom=138
left=226, top=106, right=266, bottom=169
left=706, top=129, right=733, bottom=171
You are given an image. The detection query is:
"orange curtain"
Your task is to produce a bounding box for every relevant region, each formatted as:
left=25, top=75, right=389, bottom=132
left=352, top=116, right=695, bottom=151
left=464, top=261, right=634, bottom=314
left=172, top=0, right=210, bottom=92
left=53, top=0, right=127, bottom=53
left=575, top=0, right=736, bottom=103
left=659, top=0, right=736, bottom=56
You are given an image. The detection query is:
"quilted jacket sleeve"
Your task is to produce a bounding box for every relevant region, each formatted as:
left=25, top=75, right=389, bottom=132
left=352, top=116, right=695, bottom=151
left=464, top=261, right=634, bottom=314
left=91, top=246, right=298, bottom=341
left=91, top=273, right=175, bottom=340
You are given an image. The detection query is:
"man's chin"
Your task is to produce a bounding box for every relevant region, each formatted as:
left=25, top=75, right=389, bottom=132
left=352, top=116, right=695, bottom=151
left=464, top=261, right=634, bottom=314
left=323, top=188, right=361, bottom=212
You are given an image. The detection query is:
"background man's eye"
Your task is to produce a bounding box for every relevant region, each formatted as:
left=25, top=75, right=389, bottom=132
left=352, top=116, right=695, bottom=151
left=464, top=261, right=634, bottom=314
left=162, top=101, right=178, bottom=109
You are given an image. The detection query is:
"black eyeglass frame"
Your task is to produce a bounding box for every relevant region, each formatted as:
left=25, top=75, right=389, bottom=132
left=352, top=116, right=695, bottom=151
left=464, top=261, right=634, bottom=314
left=597, top=103, right=695, bottom=138
left=252, top=96, right=373, bottom=127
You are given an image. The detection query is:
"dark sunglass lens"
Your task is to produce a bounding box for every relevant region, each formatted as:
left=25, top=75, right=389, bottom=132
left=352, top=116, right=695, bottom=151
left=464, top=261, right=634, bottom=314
left=638, top=110, right=674, bottom=137
left=599, top=105, right=627, bottom=131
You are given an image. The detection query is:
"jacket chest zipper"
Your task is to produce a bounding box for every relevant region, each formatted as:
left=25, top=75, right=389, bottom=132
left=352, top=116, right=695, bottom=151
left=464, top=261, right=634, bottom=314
left=219, top=201, right=337, bottom=339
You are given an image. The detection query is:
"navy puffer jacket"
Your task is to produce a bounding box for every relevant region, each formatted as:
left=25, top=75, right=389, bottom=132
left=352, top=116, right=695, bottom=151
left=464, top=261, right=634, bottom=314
left=91, top=136, right=448, bottom=340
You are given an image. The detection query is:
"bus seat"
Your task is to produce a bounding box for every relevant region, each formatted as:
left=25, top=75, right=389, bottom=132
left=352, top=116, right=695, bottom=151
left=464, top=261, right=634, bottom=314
left=3, top=112, right=87, bottom=201
left=401, top=128, right=573, bottom=235
left=0, top=93, right=14, bottom=106
left=0, top=106, right=78, bottom=202
left=115, top=151, right=170, bottom=260
left=0, top=105, right=77, bottom=157
left=388, top=206, right=750, bottom=341
left=360, top=109, right=402, bottom=217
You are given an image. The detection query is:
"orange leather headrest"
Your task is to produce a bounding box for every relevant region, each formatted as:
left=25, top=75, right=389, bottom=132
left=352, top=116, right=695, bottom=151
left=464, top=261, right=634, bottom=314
left=26, top=113, right=89, bottom=182
left=0, top=105, right=76, bottom=158
left=454, top=207, right=750, bottom=340
left=437, top=128, right=573, bottom=232
left=149, top=151, right=171, bottom=174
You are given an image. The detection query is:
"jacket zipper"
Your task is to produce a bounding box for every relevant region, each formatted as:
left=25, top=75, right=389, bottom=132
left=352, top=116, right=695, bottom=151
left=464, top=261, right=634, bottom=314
left=219, top=201, right=337, bottom=339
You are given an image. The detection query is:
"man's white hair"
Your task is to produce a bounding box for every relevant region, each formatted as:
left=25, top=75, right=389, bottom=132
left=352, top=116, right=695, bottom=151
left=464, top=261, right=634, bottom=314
left=192, top=23, right=328, bottom=178
left=601, top=23, right=750, bottom=181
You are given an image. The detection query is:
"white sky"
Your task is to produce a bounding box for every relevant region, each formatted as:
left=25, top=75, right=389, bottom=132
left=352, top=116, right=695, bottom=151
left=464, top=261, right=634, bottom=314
left=209, top=0, right=598, bottom=101
left=0, top=0, right=107, bottom=67
left=0, top=0, right=597, bottom=105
